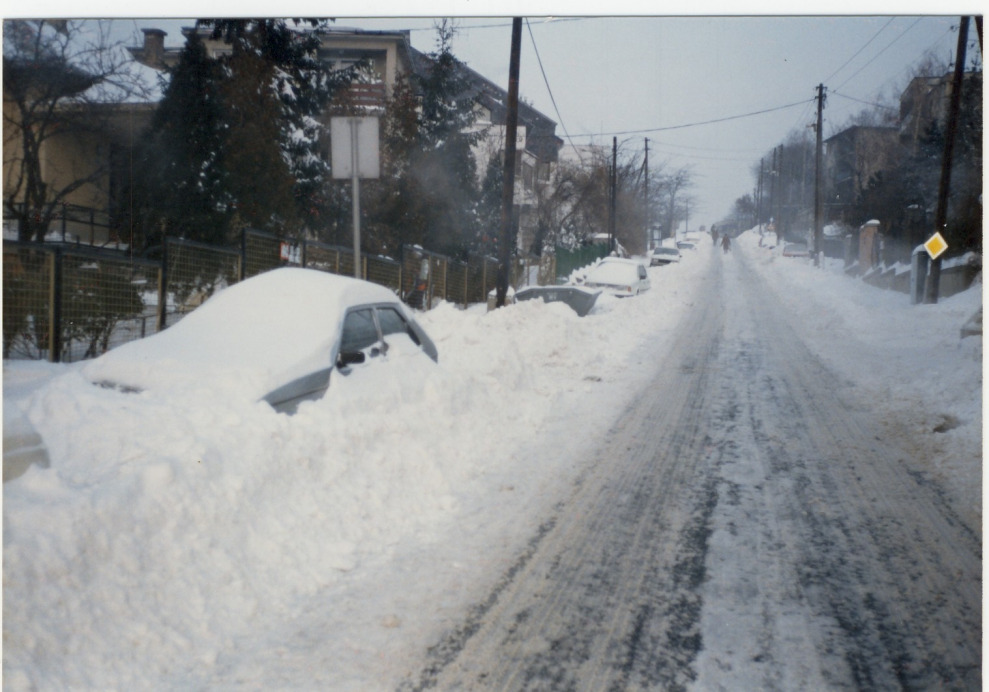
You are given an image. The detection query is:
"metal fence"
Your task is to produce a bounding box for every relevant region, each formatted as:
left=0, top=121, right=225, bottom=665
left=3, top=229, right=520, bottom=363
left=162, top=238, right=241, bottom=329
left=3, top=243, right=161, bottom=362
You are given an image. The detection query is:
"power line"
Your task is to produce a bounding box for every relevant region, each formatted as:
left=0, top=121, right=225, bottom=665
left=524, top=17, right=584, bottom=165
left=834, top=17, right=924, bottom=91
left=831, top=90, right=898, bottom=112
left=398, top=17, right=591, bottom=33
left=823, top=17, right=895, bottom=84
left=561, top=99, right=814, bottom=138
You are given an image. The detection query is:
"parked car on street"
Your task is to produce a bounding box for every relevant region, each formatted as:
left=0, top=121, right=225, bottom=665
left=581, top=257, right=651, bottom=297
left=650, top=246, right=682, bottom=266
left=782, top=242, right=810, bottom=258
left=82, top=268, right=439, bottom=414
left=676, top=240, right=698, bottom=251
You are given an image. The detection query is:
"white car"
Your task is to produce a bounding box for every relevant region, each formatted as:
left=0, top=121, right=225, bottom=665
left=650, top=246, right=682, bottom=266
left=582, top=257, right=651, bottom=297
left=82, top=268, right=438, bottom=414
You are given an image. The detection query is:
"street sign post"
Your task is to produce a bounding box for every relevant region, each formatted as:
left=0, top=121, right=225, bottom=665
left=923, top=232, right=948, bottom=260
left=331, top=116, right=380, bottom=279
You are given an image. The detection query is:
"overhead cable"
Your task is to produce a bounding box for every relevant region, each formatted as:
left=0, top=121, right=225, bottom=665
left=524, top=17, right=584, bottom=165
left=823, top=17, right=895, bottom=84
left=562, top=99, right=815, bottom=138
left=835, top=17, right=924, bottom=91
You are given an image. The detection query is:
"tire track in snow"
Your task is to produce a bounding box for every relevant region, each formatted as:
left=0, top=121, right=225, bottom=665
left=693, top=247, right=981, bottom=690
left=403, top=244, right=980, bottom=690
left=403, top=256, right=731, bottom=691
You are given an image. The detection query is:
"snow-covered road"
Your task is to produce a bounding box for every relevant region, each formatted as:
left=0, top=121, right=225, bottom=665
left=3, top=230, right=980, bottom=689
left=399, top=243, right=982, bottom=689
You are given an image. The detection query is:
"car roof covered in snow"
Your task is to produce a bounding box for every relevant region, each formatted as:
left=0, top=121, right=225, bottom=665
left=82, top=268, right=402, bottom=400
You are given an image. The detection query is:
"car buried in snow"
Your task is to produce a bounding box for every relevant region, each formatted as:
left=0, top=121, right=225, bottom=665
left=81, top=268, right=438, bottom=415
left=581, top=257, right=651, bottom=297
left=650, top=246, right=682, bottom=267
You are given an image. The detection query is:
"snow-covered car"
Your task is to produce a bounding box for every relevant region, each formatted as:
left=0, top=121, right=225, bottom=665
left=676, top=240, right=697, bottom=251
left=82, top=268, right=438, bottom=414
left=650, top=246, right=682, bottom=267
left=582, top=257, right=651, bottom=297
left=782, top=242, right=810, bottom=258
left=3, top=403, right=50, bottom=483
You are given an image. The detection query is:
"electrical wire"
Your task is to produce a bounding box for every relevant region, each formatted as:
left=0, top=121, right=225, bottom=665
left=823, top=17, right=895, bottom=84
left=830, top=90, right=898, bottom=112
left=524, top=18, right=584, bottom=165
left=834, top=17, right=924, bottom=91
left=561, top=99, right=815, bottom=138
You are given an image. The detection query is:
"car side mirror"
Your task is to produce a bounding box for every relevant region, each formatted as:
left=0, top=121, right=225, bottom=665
left=336, top=351, right=366, bottom=368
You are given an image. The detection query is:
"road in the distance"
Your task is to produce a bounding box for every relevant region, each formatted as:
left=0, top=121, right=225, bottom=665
left=401, top=243, right=982, bottom=691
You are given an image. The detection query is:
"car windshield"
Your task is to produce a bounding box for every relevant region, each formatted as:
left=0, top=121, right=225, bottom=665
left=654, top=248, right=679, bottom=256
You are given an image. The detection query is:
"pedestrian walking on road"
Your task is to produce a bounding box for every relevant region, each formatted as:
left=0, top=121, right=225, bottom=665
left=721, top=234, right=731, bottom=254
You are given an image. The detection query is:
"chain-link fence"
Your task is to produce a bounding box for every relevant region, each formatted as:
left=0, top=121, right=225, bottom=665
left=3, top=243, right=161, bottom=362
left=4, top=230, right=546, bottom=362
left=4, top=244, right=55, bottom=360
left=162, top=238, right=241, bottom=329
left=60, top=250, right=161, bottom=362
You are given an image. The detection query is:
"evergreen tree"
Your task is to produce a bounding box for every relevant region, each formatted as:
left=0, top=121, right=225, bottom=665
left=408, top=21, right=482, bottom=258
left=131, top=19, right=355, bottom=246
left=364, top=22, right=482, bottom=259
left=130, top=34, right=228, bottom=246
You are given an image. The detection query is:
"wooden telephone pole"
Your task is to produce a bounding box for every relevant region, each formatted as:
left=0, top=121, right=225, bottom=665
left=813, top=83, right=826, bottom=267
left=924, top=16, right=970, bottom=304
left=495, top=18, right=522, bottom=308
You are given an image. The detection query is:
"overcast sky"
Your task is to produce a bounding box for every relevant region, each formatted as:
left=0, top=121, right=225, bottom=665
left=14, top=4, right=980, bottom=226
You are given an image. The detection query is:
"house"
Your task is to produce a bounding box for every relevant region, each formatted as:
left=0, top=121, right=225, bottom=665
left=898, top=71, right=982, bottom=153
left=822, top=125, right=900, bottom=223
left=3, top=46, right=156, bottom=246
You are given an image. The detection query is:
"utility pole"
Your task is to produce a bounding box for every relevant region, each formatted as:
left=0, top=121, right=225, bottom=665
left=776, top=144, right=784, bottom=237
left=756, top=158, right=764, bottom=229
left=813, top=83, right=826, bottom=267
left=770, top=146, right=778, bottom=234
left=924, top=16, right=970, bottom=304
left=496, top=17, right=522, bottom=308
left=644, top=137, right=650, bottom=249
left=610, top=136, right=617, bottom=253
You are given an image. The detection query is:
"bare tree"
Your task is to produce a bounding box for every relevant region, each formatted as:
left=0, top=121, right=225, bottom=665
left=657, top=166, right=694, bottom=239
left=3, top=19, right=153, bottom=242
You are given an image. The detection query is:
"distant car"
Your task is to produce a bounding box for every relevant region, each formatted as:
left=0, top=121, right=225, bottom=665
left=650, top=246, right=682, bottom=266
left=782, top=242, right=810, bottom=258
left=82, top=268, right=439, bottom=414
left=676, top=240, right=697, bottom=251
left=582, top=257, right=651, bottom=297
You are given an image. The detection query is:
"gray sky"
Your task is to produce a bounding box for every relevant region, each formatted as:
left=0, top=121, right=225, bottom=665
left=39, top=8, right=980, bottom=226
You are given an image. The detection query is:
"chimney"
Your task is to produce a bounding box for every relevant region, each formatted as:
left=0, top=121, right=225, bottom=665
left=141, top=28, right=166, bottom=68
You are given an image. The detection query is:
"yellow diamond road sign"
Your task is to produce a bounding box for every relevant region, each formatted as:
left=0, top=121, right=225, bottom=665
left=924, top=232, right=948, bottom=260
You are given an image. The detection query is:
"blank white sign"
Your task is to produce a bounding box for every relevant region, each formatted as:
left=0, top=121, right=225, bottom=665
left=330, top=116, right=380, bottom=179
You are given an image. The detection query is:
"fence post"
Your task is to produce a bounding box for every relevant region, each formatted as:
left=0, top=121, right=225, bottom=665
left=158, top=240, right=168, bottom=332
left=240, top=229, right=247, bottom=281
left=443, top=258, right=449, bottom=303
left=49, top=248, right=62, bottom=363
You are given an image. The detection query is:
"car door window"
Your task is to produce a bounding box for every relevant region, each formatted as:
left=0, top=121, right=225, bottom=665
left=339, top=308, right=379, bottom=353
left=377, top=306, right=421, bottom=346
